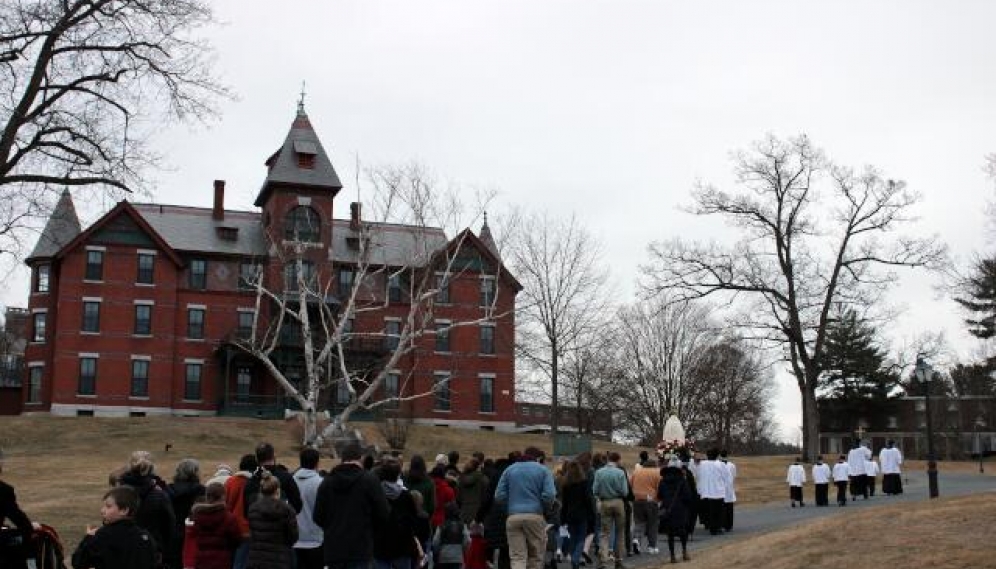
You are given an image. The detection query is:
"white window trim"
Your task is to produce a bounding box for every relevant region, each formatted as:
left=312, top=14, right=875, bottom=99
left=130, top=354, right=152, bottom=361
left=133, top=299, right=155, bottom=306
left=479, top=372, right=497, bottom=379
left=187, top=304, right=207, bottom=310
left=184, top=358, right=205, bottom=365
left=137, top=249, right=157, bottom=256
left=82, top=297, right=102, bottom=303
left=31, top=308, right=47, bottom=314
left=27, top=361, right=44, bottom=368
left=79, top=352, right=99, bottom=359
left=297, top=196, right=312, bottom=205
left=237, top=307, right=256, bottom=313
left=384, top=316, right=402, bottom=322
left=85, top=245, right=107, bottom=252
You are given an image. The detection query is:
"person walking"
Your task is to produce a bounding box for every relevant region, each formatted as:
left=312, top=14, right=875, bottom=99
left=167, top=458, right=205, bottom=569
left=629, top=458, right=661, bottom=554
left=786, top=458, right=806, bottom=508
left=812, top=456, right=831, bottom=507
left=719, top=450, right=736, bottom=533
left=254, top=443, right=303, bottom=514
left=847, top=440, right=871, bottom=501
left=865, top=456, right=879, bottom=497
left=560, top=461, right=596, bottom=569
left=494, top=447, right=557, bottom=569
left=694, top=449, right=727, bottom=535
left=832, top=455, right=850, bottom=507
left=292, top=448, right=325, bottom=569
left=432, top=502, right=470, bottom=569
left=189, top=482, right=242, bottom=569
left=246, top=471, right=299, bottom=569
left=656, top=459, right=692, bottom=564
left=313, top=443, right=390, bottom=569
left=226, top=454, right=258, bottom=569
left=374, top=459, right=419, bottom=569
left=118, top=451, right=175, bottom=565
left=457, top=459, right=489, bottom=526
left=879, top=440, right=904, bottom=495
left=592, top=452, right=629, bottom=569
left=405, top=455, right=436, bottom=523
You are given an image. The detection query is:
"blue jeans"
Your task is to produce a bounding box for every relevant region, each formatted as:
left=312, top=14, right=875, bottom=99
left=376, top=557, right=413, bottom=569
left=566, top=520, right=588, bottom=566
left=233, top=541, right=251, bottom=569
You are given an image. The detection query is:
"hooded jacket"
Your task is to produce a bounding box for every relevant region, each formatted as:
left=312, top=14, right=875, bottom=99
left=312, top=463, right=390, bottom=564
left=374, top=480, right=418, bottom=561
left=246, top=496, right=298, bottom=569
left=291, top=468, right=324, bottom=549
left=224, top=470, right=253, bottom=536
left=191, top=502, right=242, bottom=569
left=457, top=470, right=489, bottom=524
left=71, top=518, right=157, bottom=569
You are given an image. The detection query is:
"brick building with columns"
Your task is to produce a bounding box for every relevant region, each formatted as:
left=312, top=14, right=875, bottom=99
left=20, top=105, right=520, bottom=429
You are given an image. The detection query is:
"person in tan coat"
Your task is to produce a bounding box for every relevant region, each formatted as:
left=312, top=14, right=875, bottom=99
left=629, top=460, right=662, bottom=554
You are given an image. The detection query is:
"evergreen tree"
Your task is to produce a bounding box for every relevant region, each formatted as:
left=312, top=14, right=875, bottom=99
left=954, top=258, right=996, bottom=339
left=818, top=308, right=898, bottom=400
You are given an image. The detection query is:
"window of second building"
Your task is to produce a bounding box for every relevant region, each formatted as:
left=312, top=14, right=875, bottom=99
left=81, top=300, right=100, bottom=333
left=385, top=372, right=400, bottom=408
left=131, top=359, right=149, bottom=397
left=187, top=308, right=205, bottom=339
left=184, top=362, right=202, bottom=400
left=137, top=253, right=155, bottom=284
left=480, top=276, right=496, bottom=307
left=189, top=259, right=207, bottom=290
left=239, top=262, right=260, bottom=291
left=434, top=371, right=451, bottom=411
left=385, top=320, right=401, bottom=350
left=238, top=310, right=254, bottom=339
left=134, top=304, right=152, bottom=335
left=388, top=273, right=403, bottom=303
left=27, top=366, right=42, bottom=403
left=78, top=357, right=97, bottom=395
left=32, top=312, right=46, bottom=343
left=338, top=267, right=355, bottom=295
left=480, top=324, right=495, bottom=355
left=480, top=375, right=495, bottom=413
left=236, top=366, right=252, bottom=403
left=35, top=264, right=50, bottom=293
left=435, top=321, right=451, bottom=352
left=85, top=250, right=104, bottom=281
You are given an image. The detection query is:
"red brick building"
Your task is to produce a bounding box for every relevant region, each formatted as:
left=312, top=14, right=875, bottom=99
left=21, top=106, right=520, bottom=429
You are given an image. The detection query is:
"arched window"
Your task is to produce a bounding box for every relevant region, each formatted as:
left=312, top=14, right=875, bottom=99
left=284, top=206, right=321, bottom=242
left=284, top=260, right=316, bottom=292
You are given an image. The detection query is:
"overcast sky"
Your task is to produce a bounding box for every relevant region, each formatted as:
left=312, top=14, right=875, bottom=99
left=7, top=0, right=996, bottom=440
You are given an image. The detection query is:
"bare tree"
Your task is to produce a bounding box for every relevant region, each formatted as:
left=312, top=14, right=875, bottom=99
left=0, top=0, right=228, bottom=262
left=558, top=325, right=625, bottom=437
left=234, top=165, right=512, bottom=446
left=643, top=134, right=947, bottom=459
left=509, top=212, right=611, bottom=434
left=611, top=296, right=719, bottom=445
left=692, top=338, right=772, bottom=450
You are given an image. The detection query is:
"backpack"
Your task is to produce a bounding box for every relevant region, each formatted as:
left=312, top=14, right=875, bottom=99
left=242, top=467, right=265, bottom=517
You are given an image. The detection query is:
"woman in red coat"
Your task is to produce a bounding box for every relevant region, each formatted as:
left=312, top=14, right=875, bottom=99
left=430, top=466, right=456, bottom=529
left=190, top=483, right=243, bottom=569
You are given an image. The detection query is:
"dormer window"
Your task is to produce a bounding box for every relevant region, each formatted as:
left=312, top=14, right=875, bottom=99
left=294, top=141, right=317, bottom=169
left=284, top=206, right=320, bottom=243
left=216, top=226, right=239, bottom=241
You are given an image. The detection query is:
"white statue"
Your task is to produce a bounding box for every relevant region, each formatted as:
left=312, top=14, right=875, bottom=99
left=662, top=414, right=685, bottom=443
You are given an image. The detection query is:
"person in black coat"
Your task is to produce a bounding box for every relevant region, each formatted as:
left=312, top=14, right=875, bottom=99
left=247, top=472, right=298, bottom=569
left=167, top=458, right=205, bottom=569
left=559, top=461, right=596, bottom=569
left=119, top=451, right=176, bottom=564
left=312, top=443, right=390, bottom=569
left=373, top=459, right=419, bottom=568
left=72, top=486, right=157, bottom=569
left=255, top=443, right=304, bottom=514
left=0, top=479, right=34, bottom=569
left=657, top=462, right=693, bottom=563
left=478, top=458, right=511, bottom=569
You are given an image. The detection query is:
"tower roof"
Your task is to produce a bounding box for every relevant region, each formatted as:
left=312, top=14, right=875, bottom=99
left=478, top=212, right=499, bottom=258
left=254, top=104, right=343, bottom=206
left=27, top=189, right=82, bottom=261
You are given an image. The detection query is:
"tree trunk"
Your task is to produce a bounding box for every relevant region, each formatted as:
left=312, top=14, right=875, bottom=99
left=802, top=384, right=820, bottom=462
left=551, top=338, right=559, bottom=435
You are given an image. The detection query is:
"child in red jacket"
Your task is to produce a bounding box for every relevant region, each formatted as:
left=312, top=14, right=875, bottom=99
left=188, top=482, right=242, bottom=569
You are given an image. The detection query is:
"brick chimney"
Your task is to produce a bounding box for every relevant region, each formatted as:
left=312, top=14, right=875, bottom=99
left=213, top=180, right=225, bottom=221
left=350, top=202, right=361, bottom=231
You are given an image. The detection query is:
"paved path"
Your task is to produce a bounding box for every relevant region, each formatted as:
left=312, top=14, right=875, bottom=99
left=624, top=470, right=996, bottom=564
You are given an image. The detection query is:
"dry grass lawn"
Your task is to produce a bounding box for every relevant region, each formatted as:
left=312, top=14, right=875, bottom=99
left=684, top=492, right=996, bottom=569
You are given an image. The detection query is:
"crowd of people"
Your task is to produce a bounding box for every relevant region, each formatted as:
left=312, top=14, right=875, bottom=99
left=785, top=439, right=904, bottom=507
left=0, top=443, right=750, bottom=569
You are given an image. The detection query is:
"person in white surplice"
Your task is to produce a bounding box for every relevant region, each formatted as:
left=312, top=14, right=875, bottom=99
left=786, top=458, right=806, bottom=508
left=811, top=456, right=832, bottom=507
left=879, top=440, right=904, bottom=495
left=865, top=456, right=880, bottom=497
left=831, top=455, right=850, bottom=506
left=846, top=440, right=872, bottom=500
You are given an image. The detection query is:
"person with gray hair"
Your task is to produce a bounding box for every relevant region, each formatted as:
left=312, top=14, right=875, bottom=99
left=167, top=458, right=204, bottom=569
left=118, top=451, right=176, bottom=565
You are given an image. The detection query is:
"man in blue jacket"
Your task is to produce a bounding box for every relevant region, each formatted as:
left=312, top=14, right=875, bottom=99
left=495, top=446, right=557, bottom=569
